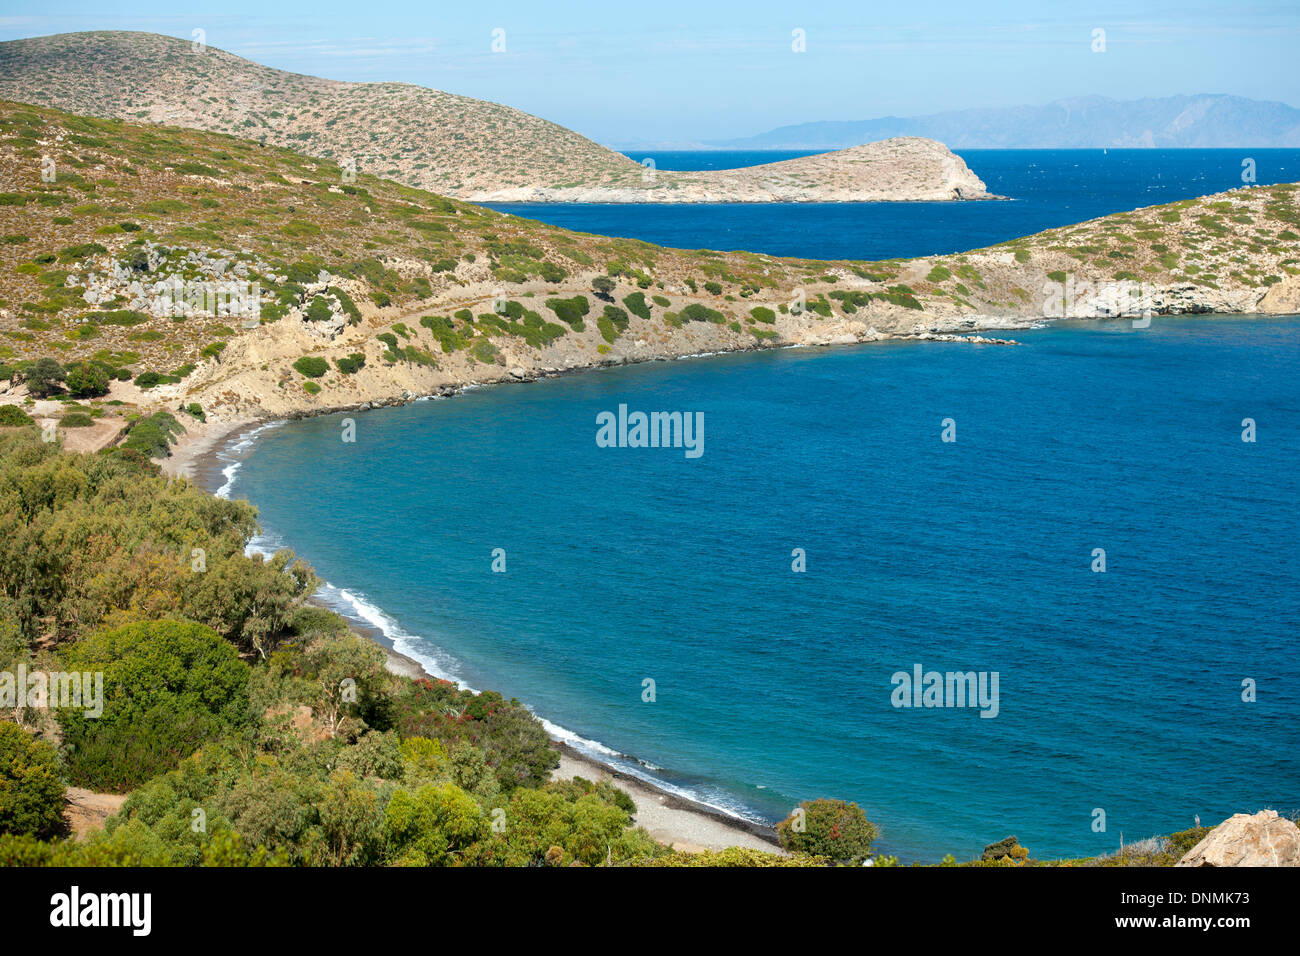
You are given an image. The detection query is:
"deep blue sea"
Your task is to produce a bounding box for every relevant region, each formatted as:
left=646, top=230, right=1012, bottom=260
left=218, top=152, right=1300, bottom=861
left=221, top=318, right=1300, bottom=862
left=483, top=148, right=1300, bottom=260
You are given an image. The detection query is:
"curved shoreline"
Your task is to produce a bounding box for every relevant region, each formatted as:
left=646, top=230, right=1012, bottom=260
left=164, top=407, right=784, bottom=854
left=157, top=311, right=1294, bottom=858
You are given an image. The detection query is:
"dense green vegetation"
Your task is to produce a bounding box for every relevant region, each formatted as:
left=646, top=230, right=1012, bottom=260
left=0, top=405, right=32, bottom=426
left=60, top=621, right=251, bottom=791
left=0, top=722, right=65, bottom=840
left=118, top=410, right=183, bottom=458
left=0, top=432, right=784, bottom=866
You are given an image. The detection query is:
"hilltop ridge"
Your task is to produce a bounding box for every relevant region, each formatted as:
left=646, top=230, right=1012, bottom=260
left=0, top=31, right=993, bottom=203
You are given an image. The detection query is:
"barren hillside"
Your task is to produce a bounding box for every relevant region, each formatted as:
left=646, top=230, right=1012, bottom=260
left=0, top=31, right=992, bottom=203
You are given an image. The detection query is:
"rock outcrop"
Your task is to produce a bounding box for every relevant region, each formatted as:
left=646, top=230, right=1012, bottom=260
left=1259, top=275, right=1300, bottom=314
left=981, top=835, right=1027, bottom=861
left=1176, top=810, right=1300, bottom=867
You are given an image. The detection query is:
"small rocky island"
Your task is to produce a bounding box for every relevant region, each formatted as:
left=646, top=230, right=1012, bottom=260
left=473, top=137, right=1000, bottom=203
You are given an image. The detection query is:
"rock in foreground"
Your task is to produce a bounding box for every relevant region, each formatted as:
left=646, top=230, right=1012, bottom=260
left=1176, top=810, right=1300, bottom=867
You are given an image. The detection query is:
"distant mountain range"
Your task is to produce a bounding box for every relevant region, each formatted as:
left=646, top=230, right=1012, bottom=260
left=662, top=95, right=1300, bottom=150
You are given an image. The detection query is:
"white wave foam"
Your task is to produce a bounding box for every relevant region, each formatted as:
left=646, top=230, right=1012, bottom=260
left=317, top=583, right=768, bottom=825
left=214, top=416, right=769, bottom=829
left=317, top=582, right=472, bottom=689
left=676, top=350, right=720, bottom=360
left=213, top=420, right=285, bottom=499
left=550, top=730, right=769, bottom=824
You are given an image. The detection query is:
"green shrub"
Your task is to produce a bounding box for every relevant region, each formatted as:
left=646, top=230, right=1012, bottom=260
left=777, top=799, right=878, bottom=863
left=545, top=296, right=590, bottom=331
left=471, top=339, right=500, bottom=364
left=59, top=412, right=95, bottom=428
left=143, top=199, right=188, bottom=215
left=304, top=296, right=333, bottom=322
left=94, top=309, right=148, bottom=327
left=680, top=303, right=725, bottom=324
left=0, top=723, right=65, bottom=840
left=120, top=411, right=183, bottom=457
left=65, top=361, right=110, bottom=398
left=335, top=353, right=366, bottom=374
left=0, top=405, right=33, bottom=427
left=623, top=292, right=651, bottom=321
left=23, top=357, right=65, bottom=397
left=58, top=620, right=252, bottom=792
left=598, top=305, right=629, bottom=343
left=57, top=242, right=107, bottom=263
left=327, top=286, right=362, bottom=324
left=419, top=316, right=469, bottom=354
left=293, top=356, right=329, bottom=378
left=749, top=306, right=776, bottom=324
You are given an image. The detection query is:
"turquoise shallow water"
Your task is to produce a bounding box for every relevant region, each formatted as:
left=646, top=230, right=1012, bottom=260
left=219, top=315, right=1299, bottom=862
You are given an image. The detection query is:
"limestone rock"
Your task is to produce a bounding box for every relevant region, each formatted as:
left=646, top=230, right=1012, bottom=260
left=1259, top=275, right=1300, bottom=314
left=1177, top=810, right=1300, bottom=867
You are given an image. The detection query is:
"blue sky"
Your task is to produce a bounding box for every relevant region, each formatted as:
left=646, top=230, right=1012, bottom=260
left=2, top=1, right=1297, bottom=143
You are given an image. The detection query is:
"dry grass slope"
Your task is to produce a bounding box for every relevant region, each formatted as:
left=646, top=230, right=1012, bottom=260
left=0, top=30, right=637, bottom=197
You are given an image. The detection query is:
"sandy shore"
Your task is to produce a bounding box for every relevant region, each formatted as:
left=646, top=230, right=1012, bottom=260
left=158, top=415, right=252, bottom=483
left=168, top=413, right=782, bottom=856
left=551, top=745, right=781, bottom=854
